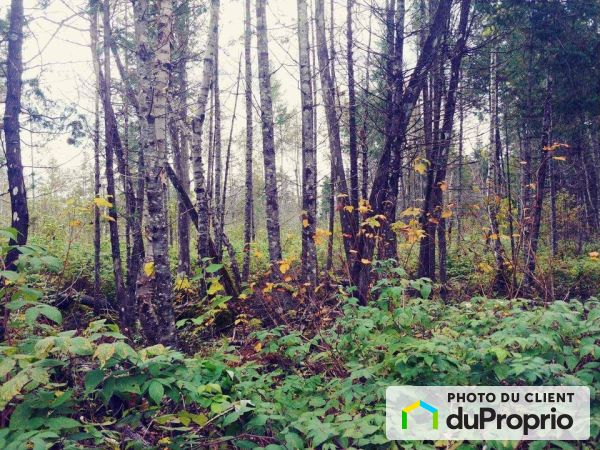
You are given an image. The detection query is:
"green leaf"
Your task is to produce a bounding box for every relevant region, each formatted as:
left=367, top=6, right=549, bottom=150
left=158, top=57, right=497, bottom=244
left=46, top=417, right=81, bottom=430
left=0, top=271, right=19, bottom=282
left=25, top=304, right=62, bottom=325
left=205, top=263, right=223, bottom=274
left=0, top=358, right=16, bottom=378
left=148, top=380, right=164, bottom=405
left=0, top=228, right=18, bottom=241
left=84, top=369, right=105, bottom=393
left=284, top=432, right=304, bottom=449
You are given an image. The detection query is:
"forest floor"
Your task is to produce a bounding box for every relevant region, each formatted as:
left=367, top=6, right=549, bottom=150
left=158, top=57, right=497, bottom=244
left=2, top=239, right=600, bottom=449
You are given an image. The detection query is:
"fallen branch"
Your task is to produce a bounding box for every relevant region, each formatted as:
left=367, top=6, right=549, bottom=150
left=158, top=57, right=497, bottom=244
left=165, top=164, right=239, bottom=297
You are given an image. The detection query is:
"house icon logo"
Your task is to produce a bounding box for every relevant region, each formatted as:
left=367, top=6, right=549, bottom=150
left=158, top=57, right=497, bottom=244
left=402, top=400, right=438, bottom=429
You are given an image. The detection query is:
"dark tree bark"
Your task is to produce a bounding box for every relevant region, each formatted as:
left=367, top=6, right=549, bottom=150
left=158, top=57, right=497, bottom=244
left=297, top=0, right=318, bottom=285
left=3, top=0, right=29, bottom=270
left=360, top=11, right=373, bottom=200
left=523, top=75, right=553, bottom=291
left=352, top=0, right=452, bottom=303
left=242, top=0, right=254, bottom=283
left=171, top=9, right=191, bottom=276
left=102, top=0, right=131, bottom=332
left=256, top=0, right=284, bottom=275
left=346, top=0, right=359, bottom=215
left=105, top=31, right=146, bottom=318
left=315, top=0, right=357, bottom=267
left=485, top=46, right=510, bottom=294
left=1, top=0, right=28, bottom=342
left=89, top=8, right=102, bottom=315
left=378, top=0, right=405, bottom=261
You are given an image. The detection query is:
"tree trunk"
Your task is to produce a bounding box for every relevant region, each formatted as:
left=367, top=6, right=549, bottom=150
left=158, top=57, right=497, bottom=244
left=256, top=0, right=284, bottom=275
left=213, top=24, right=223, bottom=258
left=297, top=0, right=318, bottom=285
left=141, top=0, right=177, bottom=346
left=378, top=0, right=405, bottom=261
left=102, top=0, right=131, bottom=332
left=3, top=0, right=29, bottom=270
left=523, top=75, right=553, bottom=291
left=242, top=0, right=254, bottom=283
left=171, top=11, right=191, bottom=276
left=315, top=0, right=357, bottom=268
left=360, top=11, right=373, bottom=200
left=346, top=0, right=359, bottom=215
left=1, top=0, right=28, bottom=341
left=89, top=8, right=102, bottom=315
left=191, top=0, right=219, bottom=262
left=218, top=60, right=241, bottom=263
left=486, top=46, right=510, bottom=295
left=352, top=0, right=452, bottom=303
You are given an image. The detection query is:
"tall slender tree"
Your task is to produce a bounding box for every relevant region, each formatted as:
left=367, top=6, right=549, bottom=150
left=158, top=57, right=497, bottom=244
left=101, top=0, right=131, bottom=331
left=140, top=0, right=177, bottom=345
left=1, top=0, right=28, bottom=341
left=256, top=0, right=284, bottom=274
left=297, top=0, right=317, bottom=285
left=3, top=0, right=29, bottom=269
left=191, top=0, right=219, bottom=261
left=315, top=0, right=356, bottom=266
left=242, top=0, right=254, bottom=282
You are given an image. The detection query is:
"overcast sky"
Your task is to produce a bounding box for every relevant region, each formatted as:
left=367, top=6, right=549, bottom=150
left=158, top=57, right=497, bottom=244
left=4, top=0, right=484, bottom=204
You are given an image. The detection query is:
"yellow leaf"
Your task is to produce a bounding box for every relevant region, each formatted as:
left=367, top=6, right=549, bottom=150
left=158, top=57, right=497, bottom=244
left=279, top=260, right=291, bottom=274
left=302, top=218, right=309, bottom=228
left=207, top=278, right=224, bottom=295
left=413, top=157, right=430, bottom=175
left=102, top=214, right=115, bottom=222
left=343, top=205, right=355, bottom=213
left=489, top=233, right=498, bottom=240
left=401, top=207, right=421, bottom=217
left=361, top=258, right=371, bottom=265
left=438, top=181, right=448, bottom=192
left=478, top=262, right=494, bottom=274
left=69, top=219, right=82, bottom=228
left=357, top=199, right=371, bottom=214
left=441, top=209, right=452, bottom=219
left=263, top=283, right=274, bottom=293
left=174, top=275, right=191, bottom=291
left=553, top=156, right=566, bottom=161
left=93, top=343, right=116, bottom=367
left=589, top=251, right=599, bottom=261
left=253, top=342, right=262, bottom=352
left=143, top=262, right=155, bottom=277
left=313, top=228, right=332, bottom=245
left=93, top=197, right=113, bottom=208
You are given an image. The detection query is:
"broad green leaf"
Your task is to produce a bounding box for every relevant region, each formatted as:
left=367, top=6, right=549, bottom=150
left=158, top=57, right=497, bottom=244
left=148, top=380, right=164, bottom=405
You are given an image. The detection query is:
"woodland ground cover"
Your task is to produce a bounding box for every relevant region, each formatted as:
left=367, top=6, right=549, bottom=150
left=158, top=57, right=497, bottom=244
left=1, top=231, right=599, bottom=449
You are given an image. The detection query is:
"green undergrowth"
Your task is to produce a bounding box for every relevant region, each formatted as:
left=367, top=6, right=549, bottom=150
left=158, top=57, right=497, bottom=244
left=2, top=291, right=600, bottom=449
